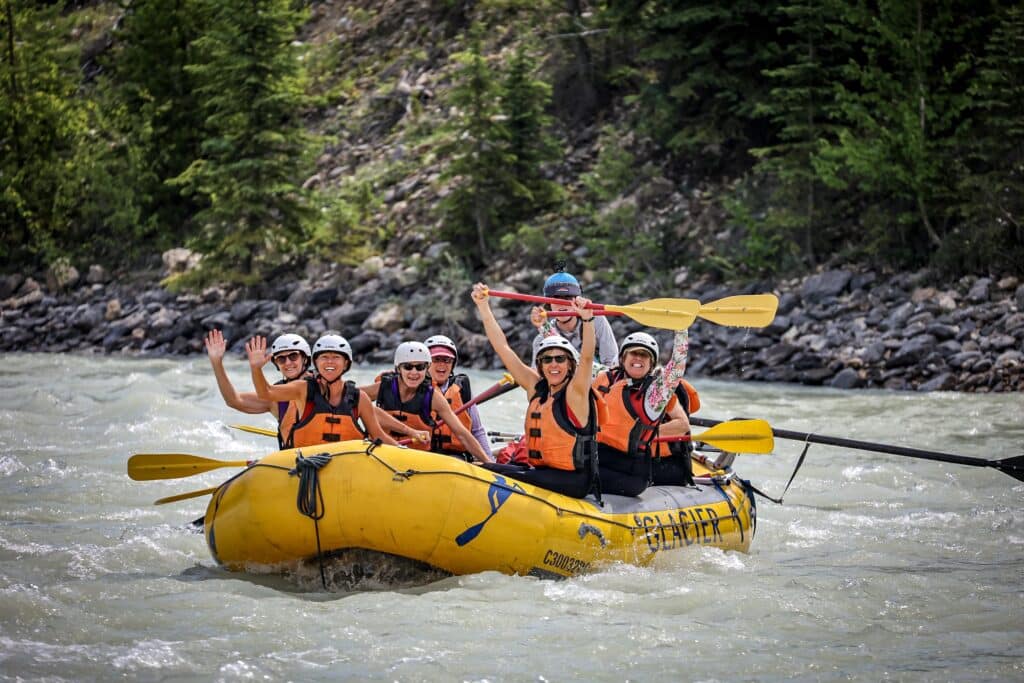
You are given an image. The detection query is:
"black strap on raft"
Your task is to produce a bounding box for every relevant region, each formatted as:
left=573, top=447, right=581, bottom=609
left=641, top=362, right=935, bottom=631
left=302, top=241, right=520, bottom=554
left=290, top=452, right=333, bottom=589
left=749, top=436, right=812, bottom=505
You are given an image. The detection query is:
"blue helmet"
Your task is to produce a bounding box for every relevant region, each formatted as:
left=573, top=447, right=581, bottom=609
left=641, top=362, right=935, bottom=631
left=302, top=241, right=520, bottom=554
left=543, top=269, right=581, bottom=298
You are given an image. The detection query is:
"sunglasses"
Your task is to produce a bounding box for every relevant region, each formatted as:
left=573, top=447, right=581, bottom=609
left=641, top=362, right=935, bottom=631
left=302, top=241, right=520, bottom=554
left=538, top=354, right=570, bottom=365
left=399, top=362, right=429, bottom=372
left=273, top=352, right=303, bottom=364
left=431, top=357, right=454, bottom=365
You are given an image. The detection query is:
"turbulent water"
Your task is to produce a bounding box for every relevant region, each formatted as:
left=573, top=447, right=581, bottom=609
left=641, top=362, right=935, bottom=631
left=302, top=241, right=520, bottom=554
left=0, top=352, right=1021, bottom=682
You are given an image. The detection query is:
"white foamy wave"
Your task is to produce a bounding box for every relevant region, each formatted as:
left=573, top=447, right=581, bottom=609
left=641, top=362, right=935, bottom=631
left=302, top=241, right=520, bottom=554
left=110, top=639, right=189, bottom=671
left=784, top=519, right=832, bottom=548
left=543, top=579, right=627, bottom=606
left=0, top=454, right=25, bottom=477
left=841, top=464, right=883, bottom=480
left=0, top=535, right=57, bottom=556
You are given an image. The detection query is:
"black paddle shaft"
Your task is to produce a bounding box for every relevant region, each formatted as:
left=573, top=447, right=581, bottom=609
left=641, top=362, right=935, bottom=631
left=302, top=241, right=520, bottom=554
left=690, top=417, right=1024, bottom=483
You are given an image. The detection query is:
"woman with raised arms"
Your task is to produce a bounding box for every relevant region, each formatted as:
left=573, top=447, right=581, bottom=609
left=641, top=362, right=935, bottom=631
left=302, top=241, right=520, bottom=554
left=471, top=283, right=600, bottom=499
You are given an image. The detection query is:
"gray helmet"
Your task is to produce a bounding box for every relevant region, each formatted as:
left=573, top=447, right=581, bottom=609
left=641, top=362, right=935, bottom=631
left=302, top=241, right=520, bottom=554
left=620, top=332, right=659, bottom=365
left=312, top=334, right=353, bottom=363
left=270, top=333, right=311, bottom=360
left=535, top=335, right=580, bottom=365
left=424, top=334, right=458, bottom=364
left=394, top=341, right=431, bottom=366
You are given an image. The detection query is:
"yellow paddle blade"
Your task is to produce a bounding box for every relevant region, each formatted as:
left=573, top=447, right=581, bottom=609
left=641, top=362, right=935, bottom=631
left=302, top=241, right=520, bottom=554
left=230, top=424, right=277, bottom=438
left=698, top=294, right=779, bottom=328
left=154, top=486, right=219, bottom=505
left=603, top=299, right=701, bottom=331
left=694, top=419, right=775, bottom=454
left=127, top=453, right=251, bottom=481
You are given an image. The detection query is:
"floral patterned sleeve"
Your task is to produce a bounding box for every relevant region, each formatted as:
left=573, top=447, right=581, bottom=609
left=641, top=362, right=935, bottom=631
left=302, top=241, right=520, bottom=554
left=643, top=330, right=689, bottom=420
left=538, top=317, right=606, bottom=378
left=538, top=317, right=558, bottom=338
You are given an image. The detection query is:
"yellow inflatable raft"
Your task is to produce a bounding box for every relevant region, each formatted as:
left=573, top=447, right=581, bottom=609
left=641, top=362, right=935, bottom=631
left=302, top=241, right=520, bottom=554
left=204, top=440, right=756, bottom=579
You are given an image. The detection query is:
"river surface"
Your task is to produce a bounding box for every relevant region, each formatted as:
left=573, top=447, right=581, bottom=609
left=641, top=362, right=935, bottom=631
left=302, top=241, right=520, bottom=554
left=0, top=353, right=1021, bottom=682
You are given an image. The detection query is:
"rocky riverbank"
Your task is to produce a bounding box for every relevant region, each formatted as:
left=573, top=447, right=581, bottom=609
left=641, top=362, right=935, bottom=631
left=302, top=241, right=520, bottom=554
left=2, top=251, right=1022, bottom=393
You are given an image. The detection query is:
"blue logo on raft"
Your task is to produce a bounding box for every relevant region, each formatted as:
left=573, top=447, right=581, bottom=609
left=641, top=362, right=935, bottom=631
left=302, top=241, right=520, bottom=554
left=455, top=475, right=524, bottom=546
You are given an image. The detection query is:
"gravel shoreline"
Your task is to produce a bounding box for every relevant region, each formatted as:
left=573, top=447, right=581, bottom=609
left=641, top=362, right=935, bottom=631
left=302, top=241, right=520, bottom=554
left=3, top=254, right=1021, bottom=393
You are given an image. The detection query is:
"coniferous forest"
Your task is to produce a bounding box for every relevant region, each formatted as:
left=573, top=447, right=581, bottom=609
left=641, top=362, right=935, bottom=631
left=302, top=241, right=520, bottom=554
left=2, top=0, right=1022, bottom=288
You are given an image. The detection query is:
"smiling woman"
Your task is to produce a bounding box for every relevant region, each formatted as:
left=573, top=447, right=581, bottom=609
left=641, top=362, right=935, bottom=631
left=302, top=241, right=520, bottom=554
left=360, top=342, right=493, bottom=463
left=471, top=282, right=599, bottom=498
left=245, top=334, right=396, bottom=448
left=204, top=329, right=312, bottom=448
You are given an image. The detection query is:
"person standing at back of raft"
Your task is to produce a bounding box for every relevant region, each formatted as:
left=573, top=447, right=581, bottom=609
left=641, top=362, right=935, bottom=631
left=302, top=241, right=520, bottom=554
left=530, top=264, right=619, bottom=369
left=593, top=330, right=699, bottom=491
left=472, top=283, right=601, bottom=499
left=423, top=334, right=492, bottom=462
left=246, top=334, right=398, bottom=448
left=205, top=329, right=312, bottom=449
left=361, top=342, right=493, bottom=464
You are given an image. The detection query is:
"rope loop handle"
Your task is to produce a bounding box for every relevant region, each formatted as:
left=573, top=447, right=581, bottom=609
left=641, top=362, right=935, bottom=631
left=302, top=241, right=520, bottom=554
left=290, top=452, right=332, bottom=521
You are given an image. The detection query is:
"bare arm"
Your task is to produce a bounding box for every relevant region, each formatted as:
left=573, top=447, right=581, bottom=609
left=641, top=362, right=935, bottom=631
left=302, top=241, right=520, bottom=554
left=471, top=283, right=539, bottom=391
left=359, top=392, right=398, bottom=446
left=658, top=400, right=691, bottom=438
left=206, top=330, right=275, bottom=415
left=246, top=336, right=306, bottom=403
left=432, top=392, right=493, bottom=463
left=566, top=296, right=596, bottom=419
left=358, top=382, right=380, bottom=402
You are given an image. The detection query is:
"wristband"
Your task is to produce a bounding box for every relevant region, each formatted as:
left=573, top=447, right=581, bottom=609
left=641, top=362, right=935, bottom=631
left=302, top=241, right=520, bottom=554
left=581, top=317, right=595, bottom=323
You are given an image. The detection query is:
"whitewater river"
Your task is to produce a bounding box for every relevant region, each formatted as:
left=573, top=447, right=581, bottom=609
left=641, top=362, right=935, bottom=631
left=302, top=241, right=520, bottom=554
left=0, top=353, right=1020, bottom=681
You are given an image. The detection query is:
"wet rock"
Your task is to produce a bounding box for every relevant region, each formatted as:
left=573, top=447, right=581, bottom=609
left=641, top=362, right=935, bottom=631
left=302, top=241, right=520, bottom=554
left=86, top=262, right=109, bottom=282
left=886, top=335, right=937, bottom=369
left=162, top=248, right=200, bottom=275
left=800, top=269, right=852, bottom=304
left=0, top=274, right=24, bottom=299
left=365, top=301, right=406, bottom=333
left=925, top=322, right=958, bottom=340
left=348, top=330, right=385, bottom=355
left=830, top=367, right=863, bottom=389
left=918, top=373, right=954, bottom=391
left=46, top=259, right=80, bottom=291
left=966, top=277, right=991, bottom=303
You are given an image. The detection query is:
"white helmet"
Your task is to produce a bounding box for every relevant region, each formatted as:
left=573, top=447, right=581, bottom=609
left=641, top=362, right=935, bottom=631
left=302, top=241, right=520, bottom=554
left=536, top=336, right=579, bottom=364
left=620, top=332, right=659, bottom=365
left=312, top=334, right=353, bottom=362
left=270, top=333, right=311, bottom=359
left=394, top=341, right=431, bottom=366
left=424, top=334, right=458, bottom=363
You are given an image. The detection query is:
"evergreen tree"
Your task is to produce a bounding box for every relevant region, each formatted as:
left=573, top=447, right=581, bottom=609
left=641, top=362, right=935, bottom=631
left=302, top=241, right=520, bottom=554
left=437, top=27, right=517, bottom=264
left=954, top=4, right=1024, bottom=272
left=0, top=1, right=86, bottom=267
left=170, top=0, right=313, bottom=286
left=746, top=0, right=852, bottom=270
left=109, top=0, right=203, bottom=239
left=501, top=41, right=562, bottom=223
left=601, top=0, right=785, bottom=172
left=813, top=0, right=983, bottom=265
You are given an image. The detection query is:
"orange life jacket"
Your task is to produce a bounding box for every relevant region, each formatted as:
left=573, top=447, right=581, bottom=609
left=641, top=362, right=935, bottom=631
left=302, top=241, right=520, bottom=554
left=375, top=371, right=436, bottom=451
left=592, top=372, right=662, bottom=459
left=431, top=374, right=473, bottom=454
left=525, top=381, right=599, bottom=471
left=286, top=378, right=366, bottom=448
left=677, top=379, right=700, bottom=415
left=593, top=370, right=701, bottom=458
left=274, top=372, right=316, bottom=449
